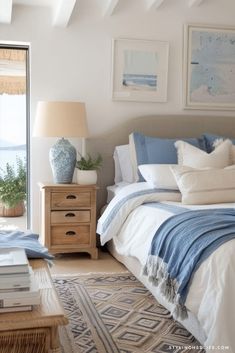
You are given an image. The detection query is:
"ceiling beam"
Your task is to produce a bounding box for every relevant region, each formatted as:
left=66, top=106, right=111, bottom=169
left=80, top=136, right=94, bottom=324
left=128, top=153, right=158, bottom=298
left=52, top=0, right=77, bottom=28
left=103, top=0, right=119, bottom=17
left=146, top=0, right=165, bottom=10
left=0, top=0, right=12, bottom=24
left=188, top=0, right=205, bottom=7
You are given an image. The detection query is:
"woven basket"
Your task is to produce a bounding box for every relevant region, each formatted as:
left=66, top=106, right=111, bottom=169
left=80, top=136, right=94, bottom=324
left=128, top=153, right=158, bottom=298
left=0, top=202, right=25, bottom=217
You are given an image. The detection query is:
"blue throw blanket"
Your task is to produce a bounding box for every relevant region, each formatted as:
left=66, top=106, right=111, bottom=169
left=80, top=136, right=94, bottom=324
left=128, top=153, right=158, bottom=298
left=143, top=208, right=235, bottom=319
left=0, top=230, right=54, bottom=260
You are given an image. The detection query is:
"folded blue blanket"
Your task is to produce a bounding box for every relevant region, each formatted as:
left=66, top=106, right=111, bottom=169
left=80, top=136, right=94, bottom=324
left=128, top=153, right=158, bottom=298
left=143, top=208, right=235, bottom=319
left=0, top=230, right=54, bottom=260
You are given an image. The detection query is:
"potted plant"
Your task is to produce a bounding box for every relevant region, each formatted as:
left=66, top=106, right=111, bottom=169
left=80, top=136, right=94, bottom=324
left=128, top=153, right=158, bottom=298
left=0, top=157, right=26, bottom=217
left=76, top=154, right=102, bottom=185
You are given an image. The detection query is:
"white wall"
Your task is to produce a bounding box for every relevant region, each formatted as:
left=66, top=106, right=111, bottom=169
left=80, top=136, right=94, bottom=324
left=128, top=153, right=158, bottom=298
left=0, top=0, right=235, bottom=231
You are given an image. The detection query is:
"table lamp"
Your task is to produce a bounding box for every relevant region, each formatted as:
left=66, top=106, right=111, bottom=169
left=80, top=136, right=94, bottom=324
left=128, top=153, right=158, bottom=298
left=33, top=101, right=89, bottom=184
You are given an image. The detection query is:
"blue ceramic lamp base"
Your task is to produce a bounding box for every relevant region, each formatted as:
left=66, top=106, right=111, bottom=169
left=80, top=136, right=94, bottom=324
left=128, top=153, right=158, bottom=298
left=49, top=138, right=77, bottom=184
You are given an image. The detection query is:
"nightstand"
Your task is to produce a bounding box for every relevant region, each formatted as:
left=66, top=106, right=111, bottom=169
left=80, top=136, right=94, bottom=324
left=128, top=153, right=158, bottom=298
left=39, top=183, right=98, bottom=259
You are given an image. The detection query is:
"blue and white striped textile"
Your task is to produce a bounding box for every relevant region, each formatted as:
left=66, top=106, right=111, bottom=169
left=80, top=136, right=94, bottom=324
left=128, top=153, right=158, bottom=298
left=143, top=208, right=235, bottom=319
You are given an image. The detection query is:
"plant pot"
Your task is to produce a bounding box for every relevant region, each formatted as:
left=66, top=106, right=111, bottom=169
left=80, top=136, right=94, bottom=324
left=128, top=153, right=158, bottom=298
left=77, top=170, right=97, bottom=185
left=0, top=201, right=25, bottom=217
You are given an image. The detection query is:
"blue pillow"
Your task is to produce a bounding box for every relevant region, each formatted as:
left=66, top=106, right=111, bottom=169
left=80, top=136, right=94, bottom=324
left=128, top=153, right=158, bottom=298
left=203, top=133, right=235, bottom=153
left=0, top=230, right=54, bottom=260
left=130, top=132, right=206, bottom=181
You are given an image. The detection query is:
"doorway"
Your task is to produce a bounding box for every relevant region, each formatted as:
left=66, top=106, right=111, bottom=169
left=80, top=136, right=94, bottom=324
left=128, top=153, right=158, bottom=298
left=0, top=44, right=30, bottom=230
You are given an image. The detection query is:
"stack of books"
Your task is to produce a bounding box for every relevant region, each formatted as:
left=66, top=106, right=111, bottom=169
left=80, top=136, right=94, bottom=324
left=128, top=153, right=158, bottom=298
left=0, top=247, right=40, bottom=313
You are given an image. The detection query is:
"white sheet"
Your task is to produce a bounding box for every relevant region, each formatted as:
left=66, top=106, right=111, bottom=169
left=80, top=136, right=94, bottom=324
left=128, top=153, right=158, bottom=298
left=97, top=183, right=235, bottom=352
left=98, top=182, right=181, bottom=245
left=106, top=182, right=130, bottom=203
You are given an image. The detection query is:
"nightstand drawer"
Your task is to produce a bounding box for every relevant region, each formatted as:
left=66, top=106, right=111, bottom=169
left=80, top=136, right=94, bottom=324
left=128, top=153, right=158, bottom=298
left=51, top=210, right=91, bottom=224
left=51, top=192, right=91, bottom=209
left=51, top=225, right=90, bottom=245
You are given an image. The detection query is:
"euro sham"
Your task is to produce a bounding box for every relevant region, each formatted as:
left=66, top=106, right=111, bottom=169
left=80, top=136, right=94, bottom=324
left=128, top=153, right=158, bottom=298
left=116, top=145, right=134, bottom=183
left=203, top=133, right=235, bottom=153
left=129, top=132, right=205, bottom=182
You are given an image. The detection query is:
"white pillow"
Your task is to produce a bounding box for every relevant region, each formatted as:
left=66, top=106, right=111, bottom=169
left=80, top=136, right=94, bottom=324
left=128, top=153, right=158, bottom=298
left=129, top=134, right=139, bottom=182
left=113, top=148, right=122, bottom=183
left=171, top=165, right=235, bottom=205
left=138, top=164, right=178, bottom=190
left=113, top=145, right=134, bottom=183
left=106, top=182, right=130, bottom=203
left=175, top=139, right=232, bottom=168
left=213, top=138, right=235, bottom=165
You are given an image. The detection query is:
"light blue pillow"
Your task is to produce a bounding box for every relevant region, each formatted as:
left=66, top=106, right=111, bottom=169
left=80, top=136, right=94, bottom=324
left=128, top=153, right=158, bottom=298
left=202, top=133, right=235, bottom=153
left=130, top=132, right=206, bottom=181
left=0, top=230, right=54, bottom=260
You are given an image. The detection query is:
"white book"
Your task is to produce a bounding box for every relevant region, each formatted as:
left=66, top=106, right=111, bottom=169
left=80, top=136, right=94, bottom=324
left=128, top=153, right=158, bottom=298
left=0, top=295, right=40, bottom=307
left=0, top=267, right=32, bottom=290
left=0, top=281, right=30, bottom=290
left=0, top=269, right=31, bottom=280
left=0, top=265, right=31, bottom=281
left=0, top=248, right=29, bottom=274
left=0, top=305, right=32, bottom=313
left=0, top=271, right=39, bottom=300
left=0, top=287, right=30, bottom=293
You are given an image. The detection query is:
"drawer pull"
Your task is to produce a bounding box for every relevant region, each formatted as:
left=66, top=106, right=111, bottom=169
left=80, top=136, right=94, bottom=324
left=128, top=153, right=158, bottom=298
left=65, top=212, right=75, bottom=217
left=66, top=194, right=77, bottom=199
left=65, top=231, right=77, bottom=236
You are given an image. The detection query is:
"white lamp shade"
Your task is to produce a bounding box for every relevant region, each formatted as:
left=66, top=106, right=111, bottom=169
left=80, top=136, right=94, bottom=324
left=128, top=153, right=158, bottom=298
left=33, top=101, right=89, bottom=138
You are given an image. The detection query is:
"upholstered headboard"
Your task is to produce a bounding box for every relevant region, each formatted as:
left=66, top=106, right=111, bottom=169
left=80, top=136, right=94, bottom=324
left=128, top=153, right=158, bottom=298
left=87, top=114, right=235, bottom=211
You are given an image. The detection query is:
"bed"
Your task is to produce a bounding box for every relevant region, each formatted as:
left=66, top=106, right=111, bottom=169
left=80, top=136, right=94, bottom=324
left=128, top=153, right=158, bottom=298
left=88, top=115, right=235, bottom=353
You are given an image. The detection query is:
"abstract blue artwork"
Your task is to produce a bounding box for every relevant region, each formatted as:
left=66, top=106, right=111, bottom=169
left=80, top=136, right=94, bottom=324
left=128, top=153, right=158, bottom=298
left=184, top=25, right=235, bottom=110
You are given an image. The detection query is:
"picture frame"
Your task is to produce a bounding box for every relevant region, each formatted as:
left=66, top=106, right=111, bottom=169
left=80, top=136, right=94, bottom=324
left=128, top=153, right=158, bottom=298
left=183, top=24, right=235, bottom=110
left=111, top=38, right=169, bottom=102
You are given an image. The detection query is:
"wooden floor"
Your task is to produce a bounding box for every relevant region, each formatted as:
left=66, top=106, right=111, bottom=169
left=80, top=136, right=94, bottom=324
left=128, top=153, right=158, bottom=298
left=50, top=248, right=126, bottom=275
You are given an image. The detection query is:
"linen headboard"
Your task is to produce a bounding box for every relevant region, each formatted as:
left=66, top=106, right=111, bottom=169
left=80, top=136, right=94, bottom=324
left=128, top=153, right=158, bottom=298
left=87, top=114, right=235, bottom=212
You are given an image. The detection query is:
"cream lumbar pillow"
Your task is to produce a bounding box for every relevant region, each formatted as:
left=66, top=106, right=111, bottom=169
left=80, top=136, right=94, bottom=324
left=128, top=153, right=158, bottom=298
left=138, top=164, right=178, bottom=190
left=171, top=165, right=235, bottom=205
left=175, top=139, right=232, bottom=168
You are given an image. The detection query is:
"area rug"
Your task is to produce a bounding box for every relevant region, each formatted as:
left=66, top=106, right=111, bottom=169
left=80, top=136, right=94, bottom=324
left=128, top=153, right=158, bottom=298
left=53, top=272, right=205, bottom=353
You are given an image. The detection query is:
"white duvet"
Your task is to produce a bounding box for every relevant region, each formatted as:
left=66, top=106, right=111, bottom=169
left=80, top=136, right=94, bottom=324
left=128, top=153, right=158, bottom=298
left=97, top=182, right=235, bottom=353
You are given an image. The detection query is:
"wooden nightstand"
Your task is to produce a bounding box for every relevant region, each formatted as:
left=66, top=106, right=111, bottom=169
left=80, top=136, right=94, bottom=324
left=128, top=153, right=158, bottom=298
left=39, top=183, right=98, bottom=259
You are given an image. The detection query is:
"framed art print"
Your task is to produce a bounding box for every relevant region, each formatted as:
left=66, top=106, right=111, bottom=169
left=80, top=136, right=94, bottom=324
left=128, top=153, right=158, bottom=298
left=184, top=24, right=235, bottom=110
left=111, top=38, right=169, bottom=102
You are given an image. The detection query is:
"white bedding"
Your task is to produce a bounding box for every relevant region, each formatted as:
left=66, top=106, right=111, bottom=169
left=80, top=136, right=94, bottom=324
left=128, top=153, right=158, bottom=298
left=97, top=182, right=235, bottom=352
left=106, top=182, right=130, bottom=203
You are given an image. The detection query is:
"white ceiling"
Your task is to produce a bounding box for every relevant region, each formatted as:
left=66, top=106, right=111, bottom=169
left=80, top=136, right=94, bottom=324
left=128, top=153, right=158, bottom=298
left=0, top=0, right=77, bottom=27
left=13, top=0, right=55, bottom=6
left=0, top=0, right=208, bottom=28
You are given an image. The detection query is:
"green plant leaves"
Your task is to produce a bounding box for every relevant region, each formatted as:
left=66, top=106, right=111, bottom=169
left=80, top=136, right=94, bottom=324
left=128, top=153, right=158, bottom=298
left=76, top=154, right=102, bottom=171
left=0, top=157, right=26, bottom=208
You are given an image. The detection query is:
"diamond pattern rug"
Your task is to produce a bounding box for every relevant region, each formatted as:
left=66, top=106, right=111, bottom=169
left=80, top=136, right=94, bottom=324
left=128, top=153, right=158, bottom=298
left=53, top=272, right=205, bottom=353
